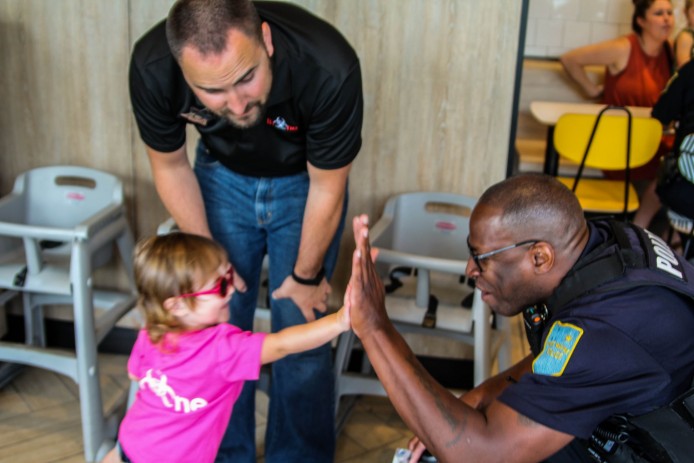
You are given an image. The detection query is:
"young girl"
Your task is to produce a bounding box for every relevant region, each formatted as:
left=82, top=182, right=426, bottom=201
left=101, top=233, right=350, bottom=463
left=674, top=0, right=694, bottom=68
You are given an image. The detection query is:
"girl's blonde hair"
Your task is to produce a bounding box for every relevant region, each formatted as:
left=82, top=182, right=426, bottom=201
left=134, top=232, right=228, bottom=345
left=687, top=0, right=693, bottom=12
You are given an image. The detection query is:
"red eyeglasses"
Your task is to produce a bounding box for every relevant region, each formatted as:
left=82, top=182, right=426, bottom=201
left=178, top=267, right=234, bottom=299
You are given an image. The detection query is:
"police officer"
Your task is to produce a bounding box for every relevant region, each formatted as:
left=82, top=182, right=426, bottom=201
left=347, top=174, right=694, bottom=463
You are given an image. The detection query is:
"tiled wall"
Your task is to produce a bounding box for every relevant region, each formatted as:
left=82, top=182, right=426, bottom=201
left=525, top=0, right=687, bottom=58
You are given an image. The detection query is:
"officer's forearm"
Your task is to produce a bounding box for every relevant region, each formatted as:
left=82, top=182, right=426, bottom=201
left=457, top=354, right=533, bottom=411
left=360, top=324, right=488, bottom=462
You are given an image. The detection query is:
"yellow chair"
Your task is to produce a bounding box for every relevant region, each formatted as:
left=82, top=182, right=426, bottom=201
left=553, top=106, right=662, bottom=218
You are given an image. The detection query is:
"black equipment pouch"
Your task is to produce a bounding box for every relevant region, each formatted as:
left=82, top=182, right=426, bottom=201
left=588, top=383, right=694, bottom=462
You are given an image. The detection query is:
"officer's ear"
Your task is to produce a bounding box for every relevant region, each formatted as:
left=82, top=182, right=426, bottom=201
left=530, top=241, right=554, bottom=274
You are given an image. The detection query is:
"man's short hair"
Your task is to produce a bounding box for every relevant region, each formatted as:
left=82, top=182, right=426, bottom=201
left=166, top=0, right=263, bottom=61
left=479, top=174, right=585, bottom=246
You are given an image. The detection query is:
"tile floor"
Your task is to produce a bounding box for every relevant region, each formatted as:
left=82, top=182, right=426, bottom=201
left=0, top=355, right=416, bottom=463
left=0, top=316, right=528, bottom=462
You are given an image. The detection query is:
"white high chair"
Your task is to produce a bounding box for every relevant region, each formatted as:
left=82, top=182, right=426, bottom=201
left=335, top=192, right=512, bottom=419
left=0, top=166, right=137, bottom=462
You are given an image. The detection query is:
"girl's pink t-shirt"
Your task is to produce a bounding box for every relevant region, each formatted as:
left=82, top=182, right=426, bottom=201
left=118, top=324, right=266, bottom=463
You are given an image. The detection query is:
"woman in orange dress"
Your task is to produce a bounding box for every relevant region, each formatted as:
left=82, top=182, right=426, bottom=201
left=560, top=0, right=674, bottom=229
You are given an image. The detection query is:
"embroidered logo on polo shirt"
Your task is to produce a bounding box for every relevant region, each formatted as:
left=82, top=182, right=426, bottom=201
left=532, top=321, right=583, bottom=377
left=180, top=107, right=214, bottom=127
left=267, top=116, right=299, bottom=132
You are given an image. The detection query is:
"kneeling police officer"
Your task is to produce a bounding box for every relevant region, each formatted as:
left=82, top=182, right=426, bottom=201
left=347, top=174, right=694, bottom=463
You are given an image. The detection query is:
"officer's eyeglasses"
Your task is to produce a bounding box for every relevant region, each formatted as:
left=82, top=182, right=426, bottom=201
left=466, top=237, right=539, bottom=273
left=178, top=267, right=234, bottom=299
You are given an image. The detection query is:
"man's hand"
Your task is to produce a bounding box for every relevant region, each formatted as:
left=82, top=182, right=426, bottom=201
left=280, top=162, right=349, bottom=322
left=232, top=270, right=248, bottom=294
left=345, top=214, right=387, bottom=338
left=272, top=276, right=331, bottom=322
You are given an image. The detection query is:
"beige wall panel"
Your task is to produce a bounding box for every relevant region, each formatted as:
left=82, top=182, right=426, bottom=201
left=1, top=1, right=523, bottom=310
left=285, top=1, right=523, bottom=288
left=127, top=0, right=176, bottom=237
left=0, top=1, right=132, bottom=206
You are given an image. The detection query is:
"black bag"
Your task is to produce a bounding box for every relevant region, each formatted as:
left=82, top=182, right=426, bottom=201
left=588, top=384, right=694, bottom=463
left=656, top=149, right=678, bottom=187
left=656, top=152, right=694, bottom=218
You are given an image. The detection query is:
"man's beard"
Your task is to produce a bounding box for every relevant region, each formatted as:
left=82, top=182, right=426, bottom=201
left=219, top=101, right=267, bottom=129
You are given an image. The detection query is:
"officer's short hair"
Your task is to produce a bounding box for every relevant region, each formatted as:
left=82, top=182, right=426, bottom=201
left=479, top=174, right=585, bottom=248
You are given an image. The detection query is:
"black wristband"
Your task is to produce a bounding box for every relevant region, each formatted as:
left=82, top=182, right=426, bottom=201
left=291, top=266, right=325, bottom=286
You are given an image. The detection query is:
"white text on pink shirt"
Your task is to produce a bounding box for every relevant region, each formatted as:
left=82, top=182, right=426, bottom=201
left=139, top=369, right=208, bottom=413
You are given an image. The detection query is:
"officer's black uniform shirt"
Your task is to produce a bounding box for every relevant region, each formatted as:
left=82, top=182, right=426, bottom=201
left=129, top=2, right=363, bottom=177
left=499, top=221, right=694, bottom=439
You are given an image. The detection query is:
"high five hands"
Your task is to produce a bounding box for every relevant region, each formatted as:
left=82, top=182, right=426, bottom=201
left=344, top=214, right=386, bottom=338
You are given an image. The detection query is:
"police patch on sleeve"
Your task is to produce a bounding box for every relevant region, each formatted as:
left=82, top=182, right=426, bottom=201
left=532, top=321, right=584, bottom=376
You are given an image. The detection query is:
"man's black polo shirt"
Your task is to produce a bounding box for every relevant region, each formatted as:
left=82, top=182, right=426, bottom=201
left=129, top=1, right=363, bottom=177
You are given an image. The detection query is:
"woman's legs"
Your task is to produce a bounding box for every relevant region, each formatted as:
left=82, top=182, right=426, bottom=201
left=633, top=179, right=661, bottom=229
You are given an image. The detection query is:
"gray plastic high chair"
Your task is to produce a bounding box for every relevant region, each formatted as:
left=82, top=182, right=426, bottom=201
left=0, top=165, right=137, bottom=462
left=334, top=192, right=512, bottom=420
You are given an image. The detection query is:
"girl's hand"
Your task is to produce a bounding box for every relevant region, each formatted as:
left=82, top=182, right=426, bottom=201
left=407, top=436, right=427, bottom=463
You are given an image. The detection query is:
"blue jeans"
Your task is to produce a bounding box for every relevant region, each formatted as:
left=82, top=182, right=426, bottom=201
left=195, top=144, right=345, bottom=463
